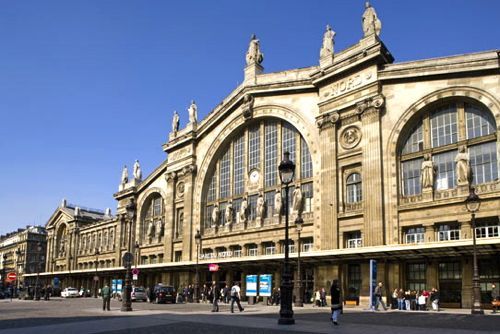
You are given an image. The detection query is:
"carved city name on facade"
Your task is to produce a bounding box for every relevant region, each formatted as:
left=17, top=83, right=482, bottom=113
left=322, top=68, right=374, bottom=100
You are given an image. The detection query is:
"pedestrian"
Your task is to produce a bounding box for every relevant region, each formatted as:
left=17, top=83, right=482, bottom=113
left=397, top=288, right=405, bottom=310
left=148, top=286, right=155, bottom=303
left=211, top=281, right=220, bottom=312
left=404, top=290, right=411, bottom=311
left=230, top=282, right=244, bottom=313
left=491, top=284, right=499, bottom=313
left=223, top=284, right=230, bottom=304
left=391, top=288, right=398, bottom=309
left=373, top=282, right=387, bottom=311
left=313, top=289, right=321, bottom=307
left=417, top=290, right=426, bottom=311
left=320, top=287, right=327, bottom=306
left=101, top=283, right=111, bottom=311
left=201, top=284, right=207, bottom=303
left=410, top=290, right=417, bottom=310
left=430, top=288, right=439, bottom=311
left=330, top=280, right=342, bottom=326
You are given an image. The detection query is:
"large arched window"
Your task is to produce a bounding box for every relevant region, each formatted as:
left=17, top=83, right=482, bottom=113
left=141, top=194, right=164, bottom=244
left=203, top=119, right=313, bottom=229
left=400, top=101, right=497, bottom=196
left=346, top=173, right=362, bottom=203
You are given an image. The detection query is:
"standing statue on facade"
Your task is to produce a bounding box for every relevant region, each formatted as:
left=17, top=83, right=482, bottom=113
left=421, top=154, right=435, bottom=189
left=320, top=24, right=336, bottom=58
left=256, top=193, right=265, bottom=223
left=362, top=1, right=382, bottom=37
left=274, top=189, right=282, bottom=216
left=59, top=236, right=66, bottom=257
left=188, top=100, right=197, bottom=124
left=246, top=34, right=264, bottom=66
left=239, top=197, right=248, bottom=224
left=292, top=185, right=303, bottom=216
left=172, top=111, right=180, bottom=134
left=109, top=229, right=114, bottom=249
left=455, top=145, right=471, bottom=184
left=121, top=165, right=129, bottom=185
left=133, top=160, right=142, bottom=181
left=156, top=220, right=164, bottom=242
left=212, top=204, right=220, bottom=226
left=225, top=201, right=233, bottom=225
left=147, top=221, right=155, bottom=243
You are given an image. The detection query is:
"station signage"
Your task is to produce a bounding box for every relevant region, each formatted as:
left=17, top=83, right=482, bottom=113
left=208, top=264, right=219, bottom=272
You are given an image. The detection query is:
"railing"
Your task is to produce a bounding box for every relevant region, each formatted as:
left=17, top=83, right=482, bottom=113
left=232, top=250, right=242, bottom=257
left=288, top=245, right=296, bottom=253
left=437, top=230, right=461, bottom=241
left=265, top=247, right=276, bottom=255
left=302, top=243, right=313, bottom=252
left=475, top=224, right=499, bottom=238
left=346, top=238, right=363, bottom=248
left=248, top=249, right=258, bottom=257
left=405, top=233, right=425, bottom=244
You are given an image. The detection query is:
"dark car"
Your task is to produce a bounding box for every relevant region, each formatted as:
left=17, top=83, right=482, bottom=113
left=154, top=285, right=176, bottom=304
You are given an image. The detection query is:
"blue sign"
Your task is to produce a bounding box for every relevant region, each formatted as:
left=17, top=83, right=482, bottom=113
left=259, top=274, right=272, bottom=297
left=246, top=275, right=258, bottom=296
left=53, top=277, right=60, bottom=287
left=112, top=279, right=123, bottom=294
left=111, top=279, right=117, bottom=294
left=369, top=259, right=377, bottom=309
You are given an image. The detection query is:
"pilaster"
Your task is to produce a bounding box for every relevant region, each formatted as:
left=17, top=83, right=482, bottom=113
left=164, top=171, right=177, bottom=262
left=180, top=164, right=197, bottom=261
left=358, top=94, right=385, bottom=246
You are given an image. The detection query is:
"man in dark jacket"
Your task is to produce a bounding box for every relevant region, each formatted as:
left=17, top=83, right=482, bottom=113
left=330, top=280, right=341, bottom=325
left=101, top=284, right=111, bottom=311
left=373, top=282, right=387, bottom=311
left=211, top=281, right=220, bottom=312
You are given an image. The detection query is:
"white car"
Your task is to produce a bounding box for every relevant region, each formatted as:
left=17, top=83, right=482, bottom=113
left=61, top=287, right=80, bottom=298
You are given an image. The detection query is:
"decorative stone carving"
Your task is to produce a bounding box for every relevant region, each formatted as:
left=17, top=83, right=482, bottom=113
left=246, top=34, right=264, bottom=65
left=241, top=94, right=255, bottom=120
left=421, top=154, right=435, bottom=189
left=165, top=171, right=177, bottom=183
left=320, top=24, right=336, bottom=58
left=133, top=160, right=142, bottom=181
left=316, top=111, right=340, bottom=129
left=176, top=181, right=185, bottom=198
left=239, top=197, right=248, bottom=224
left=155, top=220, right=164, bottom=242
left=121, top=165, right=128, bottom=185
left=274, top=189, right=282, bottom=216
left=172, top=111, right=180, bottom=134
left=292, top=185, right=303, bottom=216
left=147, top=221, right=155, bottom=243
left=211, top=204, right=220, bottom=226
left=455, top=145, right=470, bottom=185
left=256, top=193, right=265, bottom=224
left=188, top=100, right=197, bottom=124
left=340, top=126, right=362, bottom=149
left=225, top=201, right=233, bottom=225
left=362, top=1, right=382, bottom=37
left=356, top=94, right=385, bottom=115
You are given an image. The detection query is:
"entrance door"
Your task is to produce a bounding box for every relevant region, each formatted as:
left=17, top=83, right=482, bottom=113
left=438, top=262, right=462, bottom=308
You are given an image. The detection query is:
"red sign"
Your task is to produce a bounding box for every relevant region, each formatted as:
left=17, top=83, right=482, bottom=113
left=208, top=264, right=219, bottom=272
left=132, top=268, right=140, bottom=275
left=6, top=272, right=16, bottom=281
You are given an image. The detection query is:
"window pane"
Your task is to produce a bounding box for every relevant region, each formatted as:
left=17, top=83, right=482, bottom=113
left=346, top=173, right=362, bottom=203
left=249, top=126, right=260, bottom=171
left=402, top=121, right=423, bottom=154
left=301, top=182, right=313, bottom=212
left=431, top=105, right=458, bottom=148
left=282, top=122, right=296, bottom=163
left=248, top=194, right=258, bottom=221
left=402, top=159, right=422, bottom=196
left=264, top=191, right=274, bottom=218
left=466, top=104, right=495, bottom=139
left=219, top=149, right=231, bottom=198
left=301, top=137, right=313, bottom=179
left=264, top=122, right=278, bottom=187
left=233, top=134, right=245, bottom=195
left=207, top=171, right=217, bottom=202
left=433, top=151, right=457, bottom=190
left=469, top=142, right=498, bottom=185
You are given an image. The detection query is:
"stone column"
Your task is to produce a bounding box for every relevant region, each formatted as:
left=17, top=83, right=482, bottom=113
left=460, top=220, right=472, bottom=240
left=181, top=165, right=197, bottom=261
left=45, top=234, right=53, bottom=272
left=425, top=224, right=435, bottom=243
left=164, top=171, right=177, bottom=262
left=358, top=95, right=385, bottom=246
left=316, top=112, right=340, bottom=250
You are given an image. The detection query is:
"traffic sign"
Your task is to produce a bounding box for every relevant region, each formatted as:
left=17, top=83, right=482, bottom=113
left=132, top=274, right=138, bottom=281
left=93, top=275, right=99, bottom=281
left=131, top=268, right=139, bottom=275
left=122, top=252, right=133, bottom=268
left=6, top=272, right=16, bottom=281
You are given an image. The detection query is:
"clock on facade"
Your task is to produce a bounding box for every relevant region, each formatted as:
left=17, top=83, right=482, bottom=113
left=249, top=169, right=260, bottom=184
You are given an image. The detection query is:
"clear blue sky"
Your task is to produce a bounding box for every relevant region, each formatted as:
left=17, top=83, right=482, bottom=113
left=0, top=0, right=498, bottom=235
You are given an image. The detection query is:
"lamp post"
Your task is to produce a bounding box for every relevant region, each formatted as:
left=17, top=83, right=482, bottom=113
left=1, top=254, right=7, bottom=292
left=465, top=186, right=483, bottom=315
left=35, top=242, right=42, bottom=301
left=121, top=199, right=136, bottom=312
left=94, top=248, right=100, bottom=298
left=194, top=230, right=201, bottom=303
left=278, top=151, right=295, bottom=325
left=294, top=217, right=304, bottom=307
left=68, top=255, right=73, bottom=286
left=15, top=248, right=21, bottom=298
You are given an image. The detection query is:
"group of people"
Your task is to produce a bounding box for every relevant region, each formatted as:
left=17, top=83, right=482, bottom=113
left=210, top=281, right=244, bottom=313
left=390, top=287, right=440, bottom=311
left=312, top=287, right=328, bottom=307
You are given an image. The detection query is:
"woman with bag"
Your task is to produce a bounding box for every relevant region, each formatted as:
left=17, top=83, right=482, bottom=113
left=330, top=280, right=342, bottom=326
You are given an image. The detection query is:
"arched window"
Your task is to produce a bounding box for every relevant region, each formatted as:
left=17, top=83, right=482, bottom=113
left=346, top=173, right=362, bottom=203
left=203, top=119, right=313, bottom=229
left=400, top=101, right=497, bottom=195
left=141, top=194, right=163, bottom=244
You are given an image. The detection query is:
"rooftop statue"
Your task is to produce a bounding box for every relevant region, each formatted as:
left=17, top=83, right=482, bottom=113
left=121, top=165, right=128, bottom=185
left=188, top=100, right=197, bottom=124
left=362, top=1, right=381, bottom=37
left=172, top=111, right=180, bottom=134
left=133, top=160, right=142, bottom=181
left=246, top=34, right=264, bottom=66
left=320, top=24, right=336, bottom=58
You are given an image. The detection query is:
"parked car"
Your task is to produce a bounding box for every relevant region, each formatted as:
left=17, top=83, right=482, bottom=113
left=61, top=287, right=80, bottom=298
left=131, top=287, right=147, bottom=302
left=154, top=284, right=176, bottom=304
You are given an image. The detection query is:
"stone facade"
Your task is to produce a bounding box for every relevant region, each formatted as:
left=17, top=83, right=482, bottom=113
left=33, top=4, right=499, bottom=309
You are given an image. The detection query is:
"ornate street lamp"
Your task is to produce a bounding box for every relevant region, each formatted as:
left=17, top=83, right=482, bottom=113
left=2, top=254, right=7, bottom=293
left=465, top=186, right=483, bottom=315
left=194, top=230, right=201, bottom=303
left=35, top=242, right=42, bottom=301
left=121, top=199, right=136, bottom=312
left=294, top=217, right=304, bottom=307
left=94, top=248, right=100, bottom=298
left=15, top=248, right=21, bottom=298
left=278, top=151, right=295, bottom=325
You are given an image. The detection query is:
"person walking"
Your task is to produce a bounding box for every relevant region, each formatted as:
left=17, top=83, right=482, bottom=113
left=101, top=283, right=111, bottom=311
left=211, top=281, right=220, bottom=312
left=373, top=282, right=387, bottom=311
left=230, top=282, right=244, bottom=313
left=330, top=280, right=342, bottom=326
left=397, top=288, right=405, bottom=310
left=430, top=288, right=440, bottom=311
left=491, top=284, right=499, bottom=313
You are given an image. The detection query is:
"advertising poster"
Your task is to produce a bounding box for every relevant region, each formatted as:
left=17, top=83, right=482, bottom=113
left=111, top=279, right=117, bottom=294
left=116, top=279, right=123, bottom=293
left=259, top=274, right=272, bottom=297
left=369, top=259, right=377, bottom=309
left=246, top=275, right=257, bottom=296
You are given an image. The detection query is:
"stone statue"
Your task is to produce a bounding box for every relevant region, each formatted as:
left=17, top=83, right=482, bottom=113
left=455, top=145, right=470, bottom=184
left=241, top=94, right=255, bottom=119
left=147, top=221, right=155, bottom=241
left=212, top=204, right=220, bottom=226
left=239, top=197, right=248, bottom=223
left=292, top=185, right=303, bottom=215
left=274, top=189, right=282, bottom=215
left=362, top=1, right=382, bottom=37
left=172, top=111, right=180, bottom=134
left=246, top=34, right=264, bottom=66
left=109, top=229, right=114, bottom=249
left=121, top=165, right=129, bottom=185
left=256, top=193, right=265, bottom=222
left=133, top=160, right=142, bottom=181
left=421, top=154, right=435, bottom=189
left=188, top=100, right=197, bottom=124
left=320, top=24, right=336, bottom=58
left=155, top=220, right=164, bottom=241
left=225, top=201, right=233, bottom=225
left=59, top=237, right=66, bottom=257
